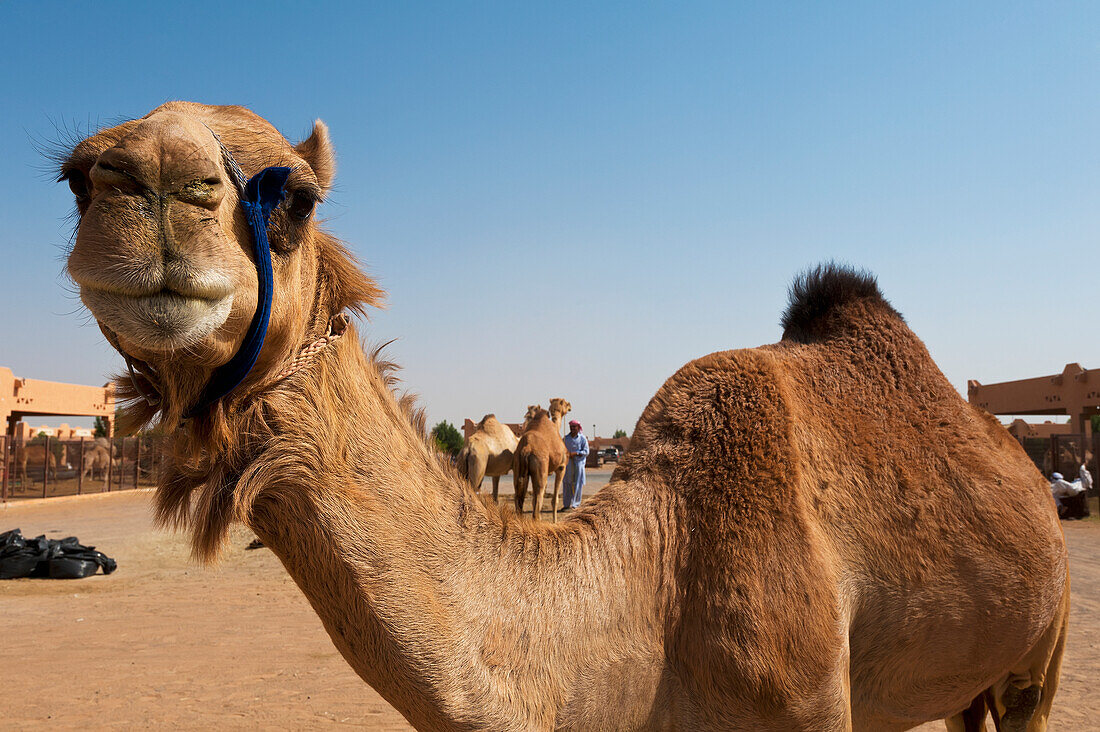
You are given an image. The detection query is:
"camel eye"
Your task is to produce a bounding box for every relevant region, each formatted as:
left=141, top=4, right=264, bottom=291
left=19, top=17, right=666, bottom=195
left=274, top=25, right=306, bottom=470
left=65, top=171, right=90, bottom=201
left=286, top=191, right=317, bottom=221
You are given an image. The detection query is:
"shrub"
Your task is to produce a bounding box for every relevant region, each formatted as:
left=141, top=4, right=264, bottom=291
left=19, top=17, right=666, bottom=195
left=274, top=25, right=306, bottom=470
left=431, top=420, right=464, bottom=456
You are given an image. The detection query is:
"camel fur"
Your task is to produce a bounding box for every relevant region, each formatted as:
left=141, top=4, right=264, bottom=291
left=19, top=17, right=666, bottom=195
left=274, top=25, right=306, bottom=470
left=61, top=102, right=1068, bottom=731
left=457, top=413, right=518, bottom=500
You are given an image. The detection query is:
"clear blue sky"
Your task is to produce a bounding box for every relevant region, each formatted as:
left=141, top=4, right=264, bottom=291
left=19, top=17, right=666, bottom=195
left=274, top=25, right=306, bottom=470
left=2, top=1, right=1098, bottom=434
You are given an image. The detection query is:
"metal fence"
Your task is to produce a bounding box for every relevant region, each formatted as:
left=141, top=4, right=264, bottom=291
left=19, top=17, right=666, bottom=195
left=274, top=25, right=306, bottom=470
left=1, top=434, right=160, bottom=502
left=1005, top=432, right=1100, bottom=494
left=2, top=430, right=1096, bottom=502
left=1049, top=433, right=1100, bottom=489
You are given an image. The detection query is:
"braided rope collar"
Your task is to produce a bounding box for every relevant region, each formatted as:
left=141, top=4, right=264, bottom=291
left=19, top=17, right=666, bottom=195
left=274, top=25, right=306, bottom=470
left=264, top=313, right=350, bottom=385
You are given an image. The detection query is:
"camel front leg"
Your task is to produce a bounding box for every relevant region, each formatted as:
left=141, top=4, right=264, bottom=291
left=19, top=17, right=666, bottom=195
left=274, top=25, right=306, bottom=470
left=491, top=475, right=500, bottom=502
left=994, top=589, right=1068, bottom=732
left=966, top=574, right=1069, bottom=732
left=944, top=694, right=990, bottom=732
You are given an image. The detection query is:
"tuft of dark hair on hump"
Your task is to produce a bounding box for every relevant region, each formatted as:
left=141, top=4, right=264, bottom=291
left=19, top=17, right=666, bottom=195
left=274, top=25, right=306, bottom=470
left=781, top=262, right=902, bottom=343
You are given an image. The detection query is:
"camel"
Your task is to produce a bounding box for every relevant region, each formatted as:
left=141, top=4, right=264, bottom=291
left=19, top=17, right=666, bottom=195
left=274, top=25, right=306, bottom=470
left=13, top=443, right=57, bottom=486
left=547, top=397, right=571, bottom=433
left=522, top=403, right=540, bottom=426
left=456, top=413, right=518, bottom=500
left=513, top=398, right=571, bottom=521
left=61, top=102, right=1068, bottom=731
left=80, top=441, right=113, bottom=490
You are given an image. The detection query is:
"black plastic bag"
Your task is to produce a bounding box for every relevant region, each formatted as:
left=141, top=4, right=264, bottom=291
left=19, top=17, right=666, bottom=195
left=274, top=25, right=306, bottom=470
left=49, top=557, right=100, bottom=579
left=0, top=553, right=40, bottom=579
left=0, top=528, right=116, bottom=579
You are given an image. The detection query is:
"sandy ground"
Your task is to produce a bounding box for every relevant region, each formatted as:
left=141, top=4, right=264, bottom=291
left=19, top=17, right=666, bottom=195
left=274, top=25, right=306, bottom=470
left=1, top=475, right=1096, bottom=731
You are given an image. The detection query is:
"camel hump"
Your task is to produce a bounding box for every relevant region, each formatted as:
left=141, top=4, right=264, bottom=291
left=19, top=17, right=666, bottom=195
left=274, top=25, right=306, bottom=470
left=780, top=262, right=902, bottom=343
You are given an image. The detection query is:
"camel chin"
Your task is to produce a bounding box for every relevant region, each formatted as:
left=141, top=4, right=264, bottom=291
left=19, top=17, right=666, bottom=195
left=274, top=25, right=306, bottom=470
left=81, top=287, right=234, bottom=352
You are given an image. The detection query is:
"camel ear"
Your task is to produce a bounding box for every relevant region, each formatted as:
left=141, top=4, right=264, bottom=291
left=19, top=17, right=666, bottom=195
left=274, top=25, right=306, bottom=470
left=295, top=120, right=335, bottom=194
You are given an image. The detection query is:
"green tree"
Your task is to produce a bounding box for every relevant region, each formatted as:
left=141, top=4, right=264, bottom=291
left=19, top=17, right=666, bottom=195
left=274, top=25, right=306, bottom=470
left=93, top=416, right=109, bottom=438
left=431, top=420, right=464, bottom=456
left=613, top=429, right=627, bottom=438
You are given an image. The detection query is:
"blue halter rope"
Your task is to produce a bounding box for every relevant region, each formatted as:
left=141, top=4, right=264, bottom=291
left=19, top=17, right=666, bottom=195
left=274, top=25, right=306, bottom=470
left=182, top=146, right=291, bottom=419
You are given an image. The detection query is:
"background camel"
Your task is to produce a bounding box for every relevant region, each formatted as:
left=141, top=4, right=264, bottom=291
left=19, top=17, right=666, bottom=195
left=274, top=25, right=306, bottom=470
left=13, top=443, right=57, bottom=486
left=62, top=102, right=1067, bottom=730
left=456, top=413, right=517, bottom=500
left=511, top=397, right=570, bottom=520
left=80, top=439, right=113, bottom=490
left=512, top=406, right=569, bottom=521
left=547, top=397, right=570, bottom=433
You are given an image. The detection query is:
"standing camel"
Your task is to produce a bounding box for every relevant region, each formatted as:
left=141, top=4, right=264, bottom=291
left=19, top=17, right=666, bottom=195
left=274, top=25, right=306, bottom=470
left=513, top=397, right=571, bottom=521
left=62, top=102, right=1067, bottom=731
left=512, top=407, right=568, bottom=521
left=456, top=414, right=518, bottom=500
left=80, top=442, right=113, bottom=491
left=14, top=443, right=57, bottom=486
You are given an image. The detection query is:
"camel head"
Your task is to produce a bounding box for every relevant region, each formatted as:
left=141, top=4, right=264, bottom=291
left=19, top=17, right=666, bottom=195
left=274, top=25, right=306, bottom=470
left=522, top=404, right=542, bottom=430
left=548, top=398, right=571, bottom=421
left=61, top=102, right=382, bottom=429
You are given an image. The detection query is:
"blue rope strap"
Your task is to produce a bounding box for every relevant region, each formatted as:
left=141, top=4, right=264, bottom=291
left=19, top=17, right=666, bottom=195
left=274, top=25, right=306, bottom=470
left=184, top=166, right=291, bottom=418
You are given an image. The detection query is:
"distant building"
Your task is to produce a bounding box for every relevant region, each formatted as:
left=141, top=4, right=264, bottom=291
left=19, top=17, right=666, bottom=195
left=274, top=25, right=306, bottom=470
left=2, top=367, right=114, bottom=439
left=588, top=435, right=632, bottom=454
left=15, top=422, right=95, bottom=441
left=1003, top=419, right=1073, bottom=440
left=969, top=363, right=1100, bottom=436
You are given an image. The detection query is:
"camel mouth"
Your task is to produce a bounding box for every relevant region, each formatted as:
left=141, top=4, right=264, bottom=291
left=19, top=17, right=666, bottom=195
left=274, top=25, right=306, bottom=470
left=80, top=286, right=234, bottom=351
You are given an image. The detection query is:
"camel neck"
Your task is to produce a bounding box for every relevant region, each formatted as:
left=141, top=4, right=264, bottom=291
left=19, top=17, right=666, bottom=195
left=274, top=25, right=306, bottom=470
left=244, top=337, right=673, bottom=729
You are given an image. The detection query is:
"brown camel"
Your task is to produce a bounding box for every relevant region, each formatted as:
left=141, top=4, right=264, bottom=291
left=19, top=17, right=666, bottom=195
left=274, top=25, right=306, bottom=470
left=547, top=397, right=570, bottom=433
left=456, top=413, right=518, bottom=500
left=512, top=397, right=571, bottom=521
left=13, top=443, right=57, bottom=486
left=80, top=441, right=113, bottom=490
left=62, top=102, right=1068, bottom=731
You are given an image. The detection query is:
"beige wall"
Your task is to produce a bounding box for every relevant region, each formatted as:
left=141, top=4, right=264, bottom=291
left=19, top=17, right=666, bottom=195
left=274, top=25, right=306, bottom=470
left=1, top=367, right=115, bottom=438
left=969, top=363, right=1100, bottom=435
left=1004, top=419, right=1073, bottom=440
left=14, top=422, right=96, bottom=441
